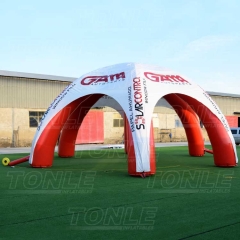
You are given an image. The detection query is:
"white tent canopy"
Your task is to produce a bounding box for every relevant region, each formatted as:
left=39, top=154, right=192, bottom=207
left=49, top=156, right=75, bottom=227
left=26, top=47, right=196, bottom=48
left=29, top=63, right=238, bottom=173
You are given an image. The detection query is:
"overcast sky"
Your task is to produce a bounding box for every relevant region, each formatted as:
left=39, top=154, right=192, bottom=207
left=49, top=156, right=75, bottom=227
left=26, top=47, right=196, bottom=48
left=1, top=0, right=240, bottom=94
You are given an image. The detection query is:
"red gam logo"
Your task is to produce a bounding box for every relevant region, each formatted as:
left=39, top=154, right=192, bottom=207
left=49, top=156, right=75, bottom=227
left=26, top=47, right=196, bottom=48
left=81, top=72, right=125, bottom=85
left=144, top=72, right=190, bottom=84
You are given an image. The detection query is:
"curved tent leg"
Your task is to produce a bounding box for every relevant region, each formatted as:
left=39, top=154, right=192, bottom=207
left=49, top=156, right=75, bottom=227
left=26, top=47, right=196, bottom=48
left=164, top=94, right=204, bottom=156
left=31, top=98, right=84, bottom=167
left=58, top=94, right=103, bottom=157
left=149, top=121, right=156, bottom=174
left=127, top=120, right=135, bottom=175
left=128, top=121, right=156, bottom=176
left=124, top=113, right=128, bottom=154
left=178, top=94, right=236, bottom=167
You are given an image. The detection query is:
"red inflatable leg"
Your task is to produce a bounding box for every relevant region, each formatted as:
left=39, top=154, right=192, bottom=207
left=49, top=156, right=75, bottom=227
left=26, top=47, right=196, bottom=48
left=164, top=94, right=204, bottom=156
left=178, top=94, right=236, bottom=167
left=128, top=121, right=156, bottom=176
left=58, top=94, right=103, bottom=157
left=31, top=97, right=92, bottom=167
left=124, top=113, right=128, bottom=154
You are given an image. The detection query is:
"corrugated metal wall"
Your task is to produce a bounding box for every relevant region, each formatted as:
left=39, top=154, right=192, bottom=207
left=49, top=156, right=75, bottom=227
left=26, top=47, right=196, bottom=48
left=211, top=96, right=240, bottom=116
left=1, top=74, right=239, bottom=114
left=0, top=76, right=69, bottom=109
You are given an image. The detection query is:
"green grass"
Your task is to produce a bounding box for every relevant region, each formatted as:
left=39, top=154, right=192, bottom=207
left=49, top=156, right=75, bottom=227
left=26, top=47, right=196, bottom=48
left=1, top=146, right=240, bottom=240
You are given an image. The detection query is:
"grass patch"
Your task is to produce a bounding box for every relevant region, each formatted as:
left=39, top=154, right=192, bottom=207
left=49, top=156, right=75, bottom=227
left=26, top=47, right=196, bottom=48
left=1, top=146, right=240, bottom=239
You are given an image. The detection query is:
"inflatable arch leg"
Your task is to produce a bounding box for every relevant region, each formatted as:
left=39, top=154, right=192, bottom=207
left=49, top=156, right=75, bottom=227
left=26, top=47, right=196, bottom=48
left=127, top=121, right=136, bottom=175
left=31, top=97, right=87, bottom=167
left=149, top=122, right=156, bottom=174
left=124, top=113, right=128, bottom=154
left=127, top=120, right=156, bottom=176
left=58, top=94, right=104, bottom=157
left=178, top=94, right=236, bottom=167
left=126, top=117, right=132, bottom=159
left=164, top=94, right=205, bottom=156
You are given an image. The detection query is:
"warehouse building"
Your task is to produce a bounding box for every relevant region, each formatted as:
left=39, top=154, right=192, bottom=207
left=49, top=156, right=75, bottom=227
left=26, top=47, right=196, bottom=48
left=0, top=70, right=240, bottom=147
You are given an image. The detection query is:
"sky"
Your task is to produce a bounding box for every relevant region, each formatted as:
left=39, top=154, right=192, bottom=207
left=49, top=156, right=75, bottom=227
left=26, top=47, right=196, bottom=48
left=0, top=0, right=240, bottom=94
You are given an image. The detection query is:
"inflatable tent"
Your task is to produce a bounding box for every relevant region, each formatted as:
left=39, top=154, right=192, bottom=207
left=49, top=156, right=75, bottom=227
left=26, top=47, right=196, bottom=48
left=29, top=63, right=238, bottom=176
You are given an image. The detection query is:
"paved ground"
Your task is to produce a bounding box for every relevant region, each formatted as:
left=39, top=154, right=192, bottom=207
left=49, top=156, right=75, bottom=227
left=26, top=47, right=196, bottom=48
left=0, top=142, right=211, bottom=154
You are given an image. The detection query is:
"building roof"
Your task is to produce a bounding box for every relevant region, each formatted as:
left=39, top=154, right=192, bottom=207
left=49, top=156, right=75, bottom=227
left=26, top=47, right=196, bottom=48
left=207, top=91, right=240, bottom=98
left=0, top=69, right=76, bottom=82
left=1, top=69, right=240, bottom=98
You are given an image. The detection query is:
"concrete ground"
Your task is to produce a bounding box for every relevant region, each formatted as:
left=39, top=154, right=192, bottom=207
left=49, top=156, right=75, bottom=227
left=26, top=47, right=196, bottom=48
left=0, top=142, right=211, bottom=154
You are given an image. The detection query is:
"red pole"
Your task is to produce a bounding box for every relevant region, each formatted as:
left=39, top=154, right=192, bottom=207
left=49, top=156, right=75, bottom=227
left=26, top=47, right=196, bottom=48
left=204, top=148, right=213, bottom=154
left=8, top=156, right=30, bottom=166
